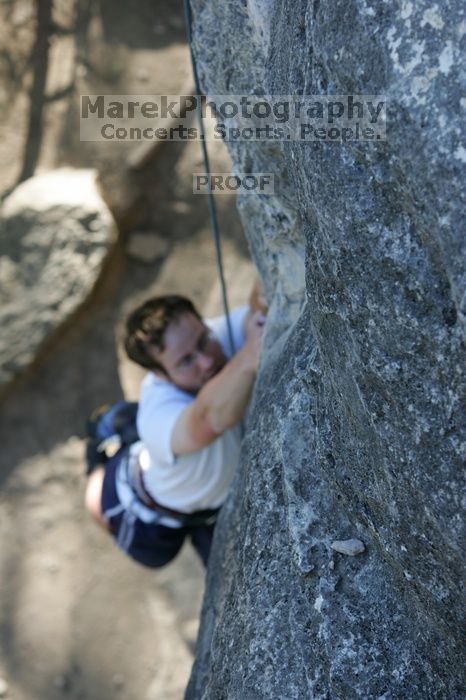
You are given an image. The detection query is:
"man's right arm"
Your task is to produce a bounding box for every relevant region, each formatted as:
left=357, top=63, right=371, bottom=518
left=170, top=311, right=264, bottom=456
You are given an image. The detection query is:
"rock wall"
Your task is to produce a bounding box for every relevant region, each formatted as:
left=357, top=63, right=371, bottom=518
left=187, top=1, right=465, bottom=698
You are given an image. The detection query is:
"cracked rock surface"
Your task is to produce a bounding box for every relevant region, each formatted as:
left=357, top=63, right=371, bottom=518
left=187, top=1, right=466, bottom=698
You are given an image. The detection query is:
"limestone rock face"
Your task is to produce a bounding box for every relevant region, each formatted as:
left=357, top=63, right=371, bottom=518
left=187, top=1, right=465, bottom=698
left=0, top=168, right=116, bottom=390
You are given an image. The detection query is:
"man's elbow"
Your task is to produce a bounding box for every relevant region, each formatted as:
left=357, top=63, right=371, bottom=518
left=204, top=408, right=235, bottom=437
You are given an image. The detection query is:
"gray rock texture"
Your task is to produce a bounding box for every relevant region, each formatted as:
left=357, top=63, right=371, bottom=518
left=187, top=1, right=465, bottom=698
left=0, top=168, right=117, bottom=391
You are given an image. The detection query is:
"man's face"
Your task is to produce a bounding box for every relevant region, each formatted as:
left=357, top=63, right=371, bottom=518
left=151, top=312, right=227, bottom=393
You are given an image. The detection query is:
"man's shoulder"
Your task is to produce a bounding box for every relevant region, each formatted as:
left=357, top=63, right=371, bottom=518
left=137, top=373, right=192, bottom=464
left=140, top=372, right=192, bottom=406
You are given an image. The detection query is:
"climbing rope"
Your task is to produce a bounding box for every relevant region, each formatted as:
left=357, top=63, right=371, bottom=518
left=183, top=0, right=236, bottom=357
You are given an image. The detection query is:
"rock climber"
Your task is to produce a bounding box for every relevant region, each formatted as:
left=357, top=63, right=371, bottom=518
left=84, top=279, right=266, bottom=568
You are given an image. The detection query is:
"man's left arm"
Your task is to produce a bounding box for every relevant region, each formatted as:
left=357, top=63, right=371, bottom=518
left=171, top=310, right=265, bottom=456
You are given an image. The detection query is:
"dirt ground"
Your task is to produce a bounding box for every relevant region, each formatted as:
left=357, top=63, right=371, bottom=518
left=0, top=2, right=253, bottom=698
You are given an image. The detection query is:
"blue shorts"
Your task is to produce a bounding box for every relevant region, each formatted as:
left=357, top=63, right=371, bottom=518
left=101, top=448, right=215, bottom=569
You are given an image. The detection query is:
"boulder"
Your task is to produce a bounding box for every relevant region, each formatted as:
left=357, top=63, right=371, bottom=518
left=187, top=1, right=465, bottom=698
left=0, top=168, right=117, bottom=390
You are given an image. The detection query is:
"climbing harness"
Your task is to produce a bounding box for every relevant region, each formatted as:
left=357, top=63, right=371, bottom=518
left=85, top=402, right=220, bottom=528
left=183, top=0, right=236, bottom=357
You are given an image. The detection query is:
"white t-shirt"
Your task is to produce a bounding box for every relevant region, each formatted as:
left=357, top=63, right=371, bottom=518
left=137, top=306, right=248, bottom=514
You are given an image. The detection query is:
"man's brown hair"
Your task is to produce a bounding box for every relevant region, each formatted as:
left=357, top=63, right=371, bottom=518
left=124, top=295, right=202, bottom=372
